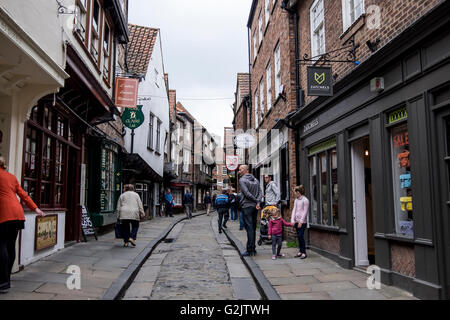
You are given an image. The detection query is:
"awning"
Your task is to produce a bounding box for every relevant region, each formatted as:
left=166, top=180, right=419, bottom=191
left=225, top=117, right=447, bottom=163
left=123, top=154, right=163, bottom=183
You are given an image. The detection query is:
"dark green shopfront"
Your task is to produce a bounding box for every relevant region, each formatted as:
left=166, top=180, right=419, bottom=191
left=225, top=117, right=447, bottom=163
left=291, top=3, right=450, bottom=299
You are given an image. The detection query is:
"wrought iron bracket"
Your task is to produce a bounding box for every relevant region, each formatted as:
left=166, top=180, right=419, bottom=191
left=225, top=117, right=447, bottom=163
left=298, top=38, right=361, bottom=66
left=56, top=0, right=75, bottom=16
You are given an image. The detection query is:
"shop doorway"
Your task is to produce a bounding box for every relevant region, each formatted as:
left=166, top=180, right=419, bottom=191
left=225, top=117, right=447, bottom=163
left=351, top=136, right=375, bottom=267
left=65, top=147, right=81, bottom=242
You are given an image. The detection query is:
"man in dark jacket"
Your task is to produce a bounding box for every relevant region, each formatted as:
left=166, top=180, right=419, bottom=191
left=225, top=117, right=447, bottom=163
left=238, top=165, right=263, bottom=256
left=214, top=189, right=230, bottom=234
left=182, top=189, right=193, bottom=220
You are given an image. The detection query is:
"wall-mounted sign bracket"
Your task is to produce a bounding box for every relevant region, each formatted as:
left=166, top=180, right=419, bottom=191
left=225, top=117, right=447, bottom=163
left=299, top=38, right=360, bottom=66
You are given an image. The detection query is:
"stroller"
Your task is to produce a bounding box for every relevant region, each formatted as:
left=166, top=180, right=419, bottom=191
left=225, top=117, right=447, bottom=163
left=257, top=206, right=277, bottom=246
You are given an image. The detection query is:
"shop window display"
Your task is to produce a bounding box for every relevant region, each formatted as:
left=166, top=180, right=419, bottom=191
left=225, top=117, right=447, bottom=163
left=308, top=145, right=338, bottom=227
left=391, top=123, right=413, bottom=238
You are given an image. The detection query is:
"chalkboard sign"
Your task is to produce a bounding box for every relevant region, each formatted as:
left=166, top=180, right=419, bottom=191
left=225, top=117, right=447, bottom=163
left=81, top=206, right=97, bottom=241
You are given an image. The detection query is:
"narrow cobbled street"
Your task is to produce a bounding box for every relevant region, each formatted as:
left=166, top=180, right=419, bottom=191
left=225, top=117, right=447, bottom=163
left=123, top=213, right=260, bottom=300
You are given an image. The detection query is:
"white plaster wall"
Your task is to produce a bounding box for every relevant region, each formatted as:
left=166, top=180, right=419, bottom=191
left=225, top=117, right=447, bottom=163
left=124, top=32, right=170, bottom=179
left=0, top=0, right=65, bottom=70
left=20, top=212, right=66, bottom=267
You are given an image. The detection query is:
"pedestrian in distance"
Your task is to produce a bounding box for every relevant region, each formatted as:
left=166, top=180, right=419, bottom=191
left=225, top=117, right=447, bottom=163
left=214, top=189, right=230, bottom=234
left=0, top=157, right=45, bottom=294
left=228, top=188, right=239, bottom=221
left=183, top=189, right=194, bottom=220
left=238, top=165, right=263, bottom=257
left=204, top=191, right=212, bottom=216
left=291, top=185, right=310, bottom=259
left=264, top=175, right=281, bottom=208
left=268, top=207, right=294, bottom=260
left=115, top=184, right=145, bottom=247
left=164, top=188, right=174, bottom=217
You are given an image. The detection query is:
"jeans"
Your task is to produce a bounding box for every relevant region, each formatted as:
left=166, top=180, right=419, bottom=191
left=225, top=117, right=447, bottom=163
left=296, top=223, right=307, bottom=254
left=230, top=206, right=237, bottom=220
left=165, top=203, right=173, bottom=217
left=0, top=221, right=22, bottom=289
left=121, top=220, right=139, bottom=243
left=242, top=206, right=258, bottom=253
left=185, top=204, right=193, bottom=219
left=217, top=208, right=229, bottom=231
left=239, top=209, right=244, bottom=229
left=271, top=235, right=283, bottom=256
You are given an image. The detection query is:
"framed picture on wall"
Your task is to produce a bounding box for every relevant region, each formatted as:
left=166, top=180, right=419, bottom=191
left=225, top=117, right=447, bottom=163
left=35, top=215, right=58, bottom=251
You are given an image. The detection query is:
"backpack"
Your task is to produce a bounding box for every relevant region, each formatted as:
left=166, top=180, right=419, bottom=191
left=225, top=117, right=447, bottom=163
left=215, top=195, right=229, bottom=207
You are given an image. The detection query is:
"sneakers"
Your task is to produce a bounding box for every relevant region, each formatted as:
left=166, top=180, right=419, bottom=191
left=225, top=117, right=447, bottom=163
left=0, top=284, right=10, bottom=294
left=129, top=238, right=136, bottom=246
left=277, top=253, right=285, bottom=258
left=123, top=242, right=129, bottom=247
left=222, top=224, right=227, bottom=229
left=272, top=255, right=277, bottom=260
left=219, top=229, right=222, bottom=234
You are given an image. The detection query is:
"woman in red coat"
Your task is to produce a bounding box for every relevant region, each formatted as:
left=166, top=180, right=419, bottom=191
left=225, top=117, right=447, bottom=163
left=0, top=157, right=44, bottom=293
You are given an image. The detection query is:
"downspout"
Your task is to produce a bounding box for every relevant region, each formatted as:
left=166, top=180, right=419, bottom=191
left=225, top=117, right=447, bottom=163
left=282, top=0, right=302, bottom=186
left=247, top=26, right=253, bottom=171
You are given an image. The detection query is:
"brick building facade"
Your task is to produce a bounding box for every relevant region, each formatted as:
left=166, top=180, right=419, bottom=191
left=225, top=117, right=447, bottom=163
left=285, top=0, right=449, bottom=299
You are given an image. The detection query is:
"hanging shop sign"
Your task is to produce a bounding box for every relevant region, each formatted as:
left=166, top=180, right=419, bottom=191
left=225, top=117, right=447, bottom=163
left=225, top=154, right=239, bottom=171
left=307, top=66, right=333, bottom=96
left=115, top=77, right=139, bottom=108
left=35, top=215, right=58, bottom=251
left=234, top=133, right=256, bottom=149
left=121, top=105, right=145, bottom=129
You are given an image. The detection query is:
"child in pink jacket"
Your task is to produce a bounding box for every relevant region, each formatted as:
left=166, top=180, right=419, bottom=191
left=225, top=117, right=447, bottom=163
left=268, top=207, right=293, bottom=260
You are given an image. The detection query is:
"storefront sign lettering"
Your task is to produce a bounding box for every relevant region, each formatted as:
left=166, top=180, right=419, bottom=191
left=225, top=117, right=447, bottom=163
left=392, top=131, right=409, bottom=148
left=35, top=215, right=58, bottom=251
left=303, top=118, right=319, bottom=133
left=389, top=107, right=407, bottom=124
left=81, top=206, right=96, bottom=236
left=307, top=67, right=333, bottom=96
left=121, top=105, right=145, bottom=129
left=308, top=137, right=337, bottom=156
left=115, top=77, right=139, bottom=108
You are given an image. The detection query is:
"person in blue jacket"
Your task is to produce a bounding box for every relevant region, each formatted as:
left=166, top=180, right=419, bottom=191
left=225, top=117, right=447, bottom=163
left=164, top=189, right=174, bottom=217
left=183, top=189, right=194, bottom=220
left=214, top=189, right=230, bottom=234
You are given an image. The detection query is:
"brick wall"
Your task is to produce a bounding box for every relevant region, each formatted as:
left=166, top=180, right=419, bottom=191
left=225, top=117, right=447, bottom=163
left=309, top=229, right=340, bottom=254
left=249, top=0, right=299, bottom=232
left=96, top=120, right=124, bottom=147
left=391, top=242, right=415, bottom=278
left=297, top=0, right=441, bottom=106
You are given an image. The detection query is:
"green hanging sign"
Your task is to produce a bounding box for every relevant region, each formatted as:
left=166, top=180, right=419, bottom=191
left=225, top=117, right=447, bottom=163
left=121, top=105, right=144, bottom=129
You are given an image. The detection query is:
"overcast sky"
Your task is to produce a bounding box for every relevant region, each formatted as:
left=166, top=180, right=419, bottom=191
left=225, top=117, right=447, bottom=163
left=128, top=0, right=253, bottom=144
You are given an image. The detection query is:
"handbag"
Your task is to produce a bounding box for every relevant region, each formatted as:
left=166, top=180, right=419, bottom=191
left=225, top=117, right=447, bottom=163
left=114, top=220, right=123, bottom=239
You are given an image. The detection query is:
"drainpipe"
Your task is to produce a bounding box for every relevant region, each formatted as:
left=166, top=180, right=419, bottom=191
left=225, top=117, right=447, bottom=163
left=281, top=0, right=302, bottom=185
left=247, top=26, right=253, bottom=171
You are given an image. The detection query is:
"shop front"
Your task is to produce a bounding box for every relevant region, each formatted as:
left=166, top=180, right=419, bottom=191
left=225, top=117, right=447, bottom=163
left=292, top=5, right=450, bottom=299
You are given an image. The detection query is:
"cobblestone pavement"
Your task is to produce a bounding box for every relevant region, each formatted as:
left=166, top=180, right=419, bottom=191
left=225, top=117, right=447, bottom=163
left=0, top=215, right=179, bottom=300
left=226, top=217, right=418, bottom=300
left=123, top=212, right=260, bottom=300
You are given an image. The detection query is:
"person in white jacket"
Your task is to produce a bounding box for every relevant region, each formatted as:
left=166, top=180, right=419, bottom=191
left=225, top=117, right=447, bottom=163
left=116, top=184, right=145, bottom=247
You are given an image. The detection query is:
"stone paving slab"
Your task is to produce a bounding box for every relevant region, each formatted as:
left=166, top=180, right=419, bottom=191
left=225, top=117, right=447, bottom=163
left=227, top=218, right=417, bottom=300
left=4, top=215, right=179, bottom=300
